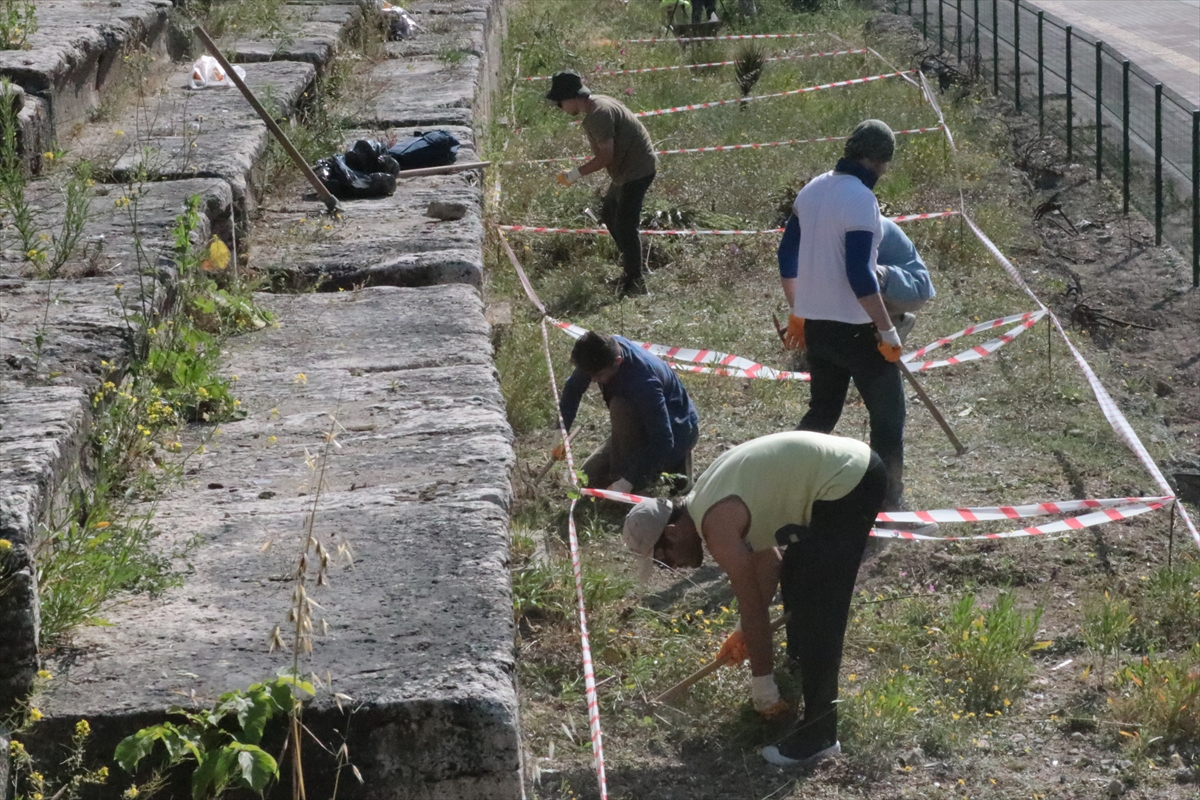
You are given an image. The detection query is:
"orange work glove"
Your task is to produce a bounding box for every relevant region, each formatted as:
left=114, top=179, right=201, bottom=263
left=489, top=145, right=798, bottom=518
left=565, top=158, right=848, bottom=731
left=716, top=629, right=748, bottom=666
left=876, top=326, right=902, bottom=363
left=757, top=698, right=792, bottom=719
left=551, top=442, right=567, bottom=461
left=783, top=314, right=806, bottom=351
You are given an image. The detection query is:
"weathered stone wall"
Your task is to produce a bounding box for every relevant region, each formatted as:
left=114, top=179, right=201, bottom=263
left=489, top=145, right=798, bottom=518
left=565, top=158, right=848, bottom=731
left=3, top=0, right=520, bottom=796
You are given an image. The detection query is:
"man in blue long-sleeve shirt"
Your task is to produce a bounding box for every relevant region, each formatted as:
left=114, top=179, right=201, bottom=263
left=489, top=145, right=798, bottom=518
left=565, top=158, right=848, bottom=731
left=775, top=120, right=907, bottom=509
left=875, top=217, right=935, bottom=342
left=558, top=331, right=699, bottom=494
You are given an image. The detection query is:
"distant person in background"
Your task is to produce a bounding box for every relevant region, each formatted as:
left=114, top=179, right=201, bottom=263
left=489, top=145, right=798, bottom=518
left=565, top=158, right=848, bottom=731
left=692, top=0, right=718, bottom=22
left=547, top=71, right=658, bottom=295
left=660, top=0, right=692, bottom=26
left=556, top=331, right=699, bottom=494
left=874, top=217, right=935, bottom=343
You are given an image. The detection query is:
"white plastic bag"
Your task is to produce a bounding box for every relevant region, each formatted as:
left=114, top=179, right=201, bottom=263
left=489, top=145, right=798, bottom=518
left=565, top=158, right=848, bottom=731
left=189, top=55, right=246, bottom=90
left=381, top=2, right=420, bottom=40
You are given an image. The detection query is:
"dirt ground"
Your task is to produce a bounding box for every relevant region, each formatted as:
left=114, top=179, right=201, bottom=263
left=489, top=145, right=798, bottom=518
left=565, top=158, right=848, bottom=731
left=500, top=5, right=1200, bottom=800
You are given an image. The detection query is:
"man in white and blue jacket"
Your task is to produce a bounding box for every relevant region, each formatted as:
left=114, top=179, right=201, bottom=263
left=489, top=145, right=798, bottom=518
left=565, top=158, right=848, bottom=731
left=558, top=331, right=700, bottom=494
left=875, top=217, right=935, bottom=341
left=776, top=120, right=907, bottom=509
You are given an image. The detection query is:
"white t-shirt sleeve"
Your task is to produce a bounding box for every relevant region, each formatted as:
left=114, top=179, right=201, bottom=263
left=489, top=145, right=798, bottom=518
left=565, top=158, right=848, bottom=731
left=843, top=189, right=881, bottom=232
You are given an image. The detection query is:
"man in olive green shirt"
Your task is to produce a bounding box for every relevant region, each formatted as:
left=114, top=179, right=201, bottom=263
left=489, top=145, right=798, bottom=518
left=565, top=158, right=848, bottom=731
left=547, top=70, right=657, bottom=295
left=622, top=431, right=888, bottom=768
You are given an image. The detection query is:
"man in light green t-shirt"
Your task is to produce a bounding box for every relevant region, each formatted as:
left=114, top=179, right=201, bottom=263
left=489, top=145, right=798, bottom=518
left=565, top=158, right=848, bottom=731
left=622, top=431, right=888, bottom=768
left=547, top=70, right=657, bottom=295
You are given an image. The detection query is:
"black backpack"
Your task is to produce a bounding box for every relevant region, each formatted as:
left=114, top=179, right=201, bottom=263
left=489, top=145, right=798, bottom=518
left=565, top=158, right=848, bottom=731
left=388, top=130, right=460, bottom=171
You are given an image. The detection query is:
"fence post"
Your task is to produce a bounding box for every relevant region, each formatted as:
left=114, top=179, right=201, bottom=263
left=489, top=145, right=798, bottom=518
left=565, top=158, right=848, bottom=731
left=1066, top=26, right=1073, bottom=161
left=909, top=0, right=913, bottom=14
left=1013, top=0, right=1021, bottom=113
left=1095, top=41, right=1103, bottom=180
left=1192, top=109, right=1198, bottom=286
left=1122, top=60, right=1130, bottom=214
left=1037, top=11, right=1044, bottom=134
left=992, top=0, right=999, bottom=94
left=939, top=0, right=945, bottom=53
left=923, top=0, right=928, bottom=40
left=957, top=0, right=963, bottom=63
left=974, top=0, right=980, bottom=74
left=1155, top=83, right=1163, bottom=246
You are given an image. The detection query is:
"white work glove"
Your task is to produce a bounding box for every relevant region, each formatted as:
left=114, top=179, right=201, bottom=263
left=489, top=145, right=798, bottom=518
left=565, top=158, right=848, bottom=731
left=556, top=167, right=582, bottom=187
left=607, top=478, right=634, bottom=494
left=878, top=326, right=901, bottom=348
left=751, top=674, right=789, bottom=719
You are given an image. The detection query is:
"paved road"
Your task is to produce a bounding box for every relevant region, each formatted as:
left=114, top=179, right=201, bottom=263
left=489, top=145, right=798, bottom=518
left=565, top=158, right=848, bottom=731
left=1033, top=0, right=1200, bottom=106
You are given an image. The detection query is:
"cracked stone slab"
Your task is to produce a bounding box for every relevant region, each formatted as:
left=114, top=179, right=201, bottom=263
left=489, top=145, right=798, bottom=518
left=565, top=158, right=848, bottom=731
left=349, top=55, right=482, bottom=128
left=88, top=61, right=316, bottom=218
left=0, top=177, right=232, bottom=281
left=34, top=286, right=521, bottom=798
left=258, top=127, right=485, bottom=288
left=0, top=0, right=174, bottom=141
left=228, top=4, right=365, bottom=71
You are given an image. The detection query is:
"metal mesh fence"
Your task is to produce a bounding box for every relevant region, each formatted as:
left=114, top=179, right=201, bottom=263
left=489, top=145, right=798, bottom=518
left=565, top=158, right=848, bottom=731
left=894, top=0, right=1198, bottom=283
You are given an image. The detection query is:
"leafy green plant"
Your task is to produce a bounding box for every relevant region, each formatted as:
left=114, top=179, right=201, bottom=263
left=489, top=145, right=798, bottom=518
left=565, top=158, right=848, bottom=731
left=115, top=675, right=311, bottom=799
left=938, top=593, right=1044, bottom=713
left=0, top=0, right=36, bottom=50
left=1082, top=590, right=1135, bottom=684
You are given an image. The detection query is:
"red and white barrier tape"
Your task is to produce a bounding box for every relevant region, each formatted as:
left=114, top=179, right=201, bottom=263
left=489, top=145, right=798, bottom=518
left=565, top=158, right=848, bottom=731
left=522, top=49, right=868, bottom=81
left=509, top=126, right=943, bottom=166
left=499, top=230, right=609, bottom=796
left=583, top=487, right=1171, bottom=542
left=904, top=310, right=1045, bottom=371
left=962, top=213, right=1199, bottom=549
left=550, top=317, right=809, bottom=381
left=496, top=210, right=957, bottom=238
left=591, top=32, right=823, bottom=45
left=875, top=499, right=1169, bottom=541
left=630, top=70, right=913, bottom=118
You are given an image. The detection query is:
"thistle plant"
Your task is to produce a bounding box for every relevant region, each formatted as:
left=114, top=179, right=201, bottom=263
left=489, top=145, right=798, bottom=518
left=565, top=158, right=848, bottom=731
left=733, top=44, right=765, bottom=103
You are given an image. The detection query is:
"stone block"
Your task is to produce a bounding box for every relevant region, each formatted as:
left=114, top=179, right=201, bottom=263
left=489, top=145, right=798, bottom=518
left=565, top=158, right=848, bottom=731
left=349, top=55, right=481, bottom=128
left=228, top=3, right=365, bottom=72
left=259, top=127, right=485, bottom=288
left=88, top=61, right=315, bottom=219
left=0, top=0, right=173, bottom=141
left=34, top=286, right=521, bottom=798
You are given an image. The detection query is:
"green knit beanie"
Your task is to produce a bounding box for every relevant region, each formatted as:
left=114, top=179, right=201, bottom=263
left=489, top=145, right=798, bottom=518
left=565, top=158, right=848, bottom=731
left=844, top=119, right=896, bottom=162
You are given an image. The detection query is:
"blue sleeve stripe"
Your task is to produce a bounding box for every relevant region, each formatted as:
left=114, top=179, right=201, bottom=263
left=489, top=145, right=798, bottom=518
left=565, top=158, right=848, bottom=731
left=777, top=215, right=800, bottom=279
left=845, top=230, right=879, bottom=298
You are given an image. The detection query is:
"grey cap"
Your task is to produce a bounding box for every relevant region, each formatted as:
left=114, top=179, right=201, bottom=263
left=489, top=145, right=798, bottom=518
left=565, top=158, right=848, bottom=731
left=844, top=119, right=896, bottom=162
left=622, top=498, right=673, bottom=580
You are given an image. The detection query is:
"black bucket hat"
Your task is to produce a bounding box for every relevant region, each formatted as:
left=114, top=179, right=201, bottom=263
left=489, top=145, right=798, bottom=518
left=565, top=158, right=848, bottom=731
left=546, top=70, right=591, bottom=103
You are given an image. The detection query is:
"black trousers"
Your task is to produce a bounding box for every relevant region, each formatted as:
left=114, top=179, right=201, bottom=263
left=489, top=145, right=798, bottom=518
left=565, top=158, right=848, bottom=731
left=797, top=319, right=906, bottom=509
left=779, top=452, right=887, bottom=741
left=692, top=0, right=717, bottom=21
left=600, top=172, right=655, bottom=280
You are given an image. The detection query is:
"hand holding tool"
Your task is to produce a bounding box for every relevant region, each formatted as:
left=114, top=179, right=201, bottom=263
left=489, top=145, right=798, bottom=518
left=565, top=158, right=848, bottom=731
left=876, top=325, right=902, bottom=362
left=784, top=314, right=807, bottom=351
left=557, top=167, right=582, bottom=186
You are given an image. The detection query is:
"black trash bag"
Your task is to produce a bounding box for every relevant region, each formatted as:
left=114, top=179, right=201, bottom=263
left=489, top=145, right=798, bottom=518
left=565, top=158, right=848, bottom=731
left=388, top=130, right=460, bottom=171
left=343, top=139, right=401, bottom=174
left=311, top=154, right=397, bottom=200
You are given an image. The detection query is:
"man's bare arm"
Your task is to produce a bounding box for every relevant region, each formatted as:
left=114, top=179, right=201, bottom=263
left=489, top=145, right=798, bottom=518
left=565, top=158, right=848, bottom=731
left=780, top=277, right=797, bottom=308
left=702, top=499, right=775, bottom=677
left=857, top=291, right=894, bottom=331
left=580, top=138, right=614, bottom=176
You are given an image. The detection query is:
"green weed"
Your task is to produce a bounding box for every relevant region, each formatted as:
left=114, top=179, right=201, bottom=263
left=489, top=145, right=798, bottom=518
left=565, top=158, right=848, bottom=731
left=7, top=719, right=110, bottom=800
left=1127, top=557, right=1200, bottom=652
left=0, top=0, right=35, bottom=50
left=939, top=593, right=1044, bottom=714
left=1082, top=590, right=1135, bottom=683
left=1111, top=646, right=1200, bottom=755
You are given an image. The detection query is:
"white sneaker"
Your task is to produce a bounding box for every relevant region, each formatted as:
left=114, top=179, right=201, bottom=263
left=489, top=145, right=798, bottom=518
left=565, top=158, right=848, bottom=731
left=762, top=740, right=841, bottom=768
left=710, top=12, right=719, bottom=22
